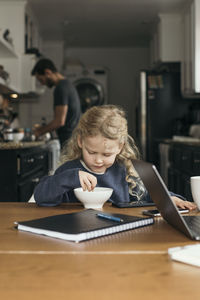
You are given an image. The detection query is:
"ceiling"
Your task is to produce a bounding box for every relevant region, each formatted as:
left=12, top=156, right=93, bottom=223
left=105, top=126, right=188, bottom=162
left=27, top=0, right=187, bottom=47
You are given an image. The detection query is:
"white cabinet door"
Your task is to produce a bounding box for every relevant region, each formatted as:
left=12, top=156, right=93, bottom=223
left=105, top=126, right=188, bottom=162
left=20, top=54, right=45, bottom=95
left=181, top=3, right=193, bottom=96
left=150, top=13, right=182, bottom=66
left=181, top=0, right=200, bottom=97
left=194, top=0, right=200, bottom=93
left=157, top=13, right=182, bottom=62
left=0, top=1, right=42, bottom=95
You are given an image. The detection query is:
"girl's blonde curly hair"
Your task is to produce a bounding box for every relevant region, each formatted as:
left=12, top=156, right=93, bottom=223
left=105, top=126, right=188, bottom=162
left=60, top=105, right=140, bottom=194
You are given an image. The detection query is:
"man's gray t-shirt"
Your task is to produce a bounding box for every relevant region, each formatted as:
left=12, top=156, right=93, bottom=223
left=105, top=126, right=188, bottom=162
left=53, top=79, right=81, bottom=145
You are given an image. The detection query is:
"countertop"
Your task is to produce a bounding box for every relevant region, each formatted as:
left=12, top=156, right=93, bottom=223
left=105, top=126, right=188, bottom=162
left=161, top=136, right=200, bottom=146
left=0, top=141, right=46, bottom=150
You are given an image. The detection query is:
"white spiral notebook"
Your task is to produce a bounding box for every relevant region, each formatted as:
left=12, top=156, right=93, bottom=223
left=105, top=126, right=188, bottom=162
left=15, top=209, right=154, bottom=243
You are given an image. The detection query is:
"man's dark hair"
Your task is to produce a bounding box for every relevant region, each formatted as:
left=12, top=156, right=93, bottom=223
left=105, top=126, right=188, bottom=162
left=31, top=58, right=57, bottom=75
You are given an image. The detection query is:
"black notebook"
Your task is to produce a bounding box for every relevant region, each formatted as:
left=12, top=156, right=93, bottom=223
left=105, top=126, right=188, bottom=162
left=15, top=209, right=154, bottom=243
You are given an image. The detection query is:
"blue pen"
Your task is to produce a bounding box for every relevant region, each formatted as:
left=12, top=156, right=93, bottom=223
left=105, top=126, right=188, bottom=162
left=97, top=213, right=124, bottom=222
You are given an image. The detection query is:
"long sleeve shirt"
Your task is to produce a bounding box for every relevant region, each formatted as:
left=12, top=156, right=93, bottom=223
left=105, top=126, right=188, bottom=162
left=34, top=159, right=183, bottom=207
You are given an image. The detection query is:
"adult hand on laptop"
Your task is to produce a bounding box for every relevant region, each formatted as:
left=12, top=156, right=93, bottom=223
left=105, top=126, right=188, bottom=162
left=171, top=196, right=197, bottom=211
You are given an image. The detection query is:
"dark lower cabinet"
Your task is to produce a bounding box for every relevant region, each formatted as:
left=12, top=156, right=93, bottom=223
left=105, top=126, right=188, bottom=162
left=17, top=170, right=46, bottom=202
left=0, top=146, right=49, bottom=202
left=168, top=143, right=200, bottom=201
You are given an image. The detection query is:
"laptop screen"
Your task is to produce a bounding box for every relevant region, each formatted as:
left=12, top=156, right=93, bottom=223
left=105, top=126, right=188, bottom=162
left=132, top=159, right=194, bottom=239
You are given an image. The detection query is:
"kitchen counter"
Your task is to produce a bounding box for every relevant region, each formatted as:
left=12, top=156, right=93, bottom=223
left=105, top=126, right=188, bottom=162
left=0, top=143, right=49, bottom=202
left=0, top=141, right=46, bottom=149
left=162, top=136, right=200, bottom=146
left=165, top=140, right=200, bottom=201
left=158, top=137, right=200, bottom=200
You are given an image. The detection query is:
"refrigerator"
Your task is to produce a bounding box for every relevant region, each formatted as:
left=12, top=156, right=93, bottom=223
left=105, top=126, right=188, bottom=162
left=136, top=66, right=190, bottom=167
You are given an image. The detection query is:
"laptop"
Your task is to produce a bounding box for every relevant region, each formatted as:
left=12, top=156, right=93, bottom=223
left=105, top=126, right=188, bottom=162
left=132, top=159, right=200, bottom=241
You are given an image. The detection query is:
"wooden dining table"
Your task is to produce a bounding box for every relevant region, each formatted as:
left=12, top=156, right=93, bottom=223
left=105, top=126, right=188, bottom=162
left=0, top=202, right=200, bottom=300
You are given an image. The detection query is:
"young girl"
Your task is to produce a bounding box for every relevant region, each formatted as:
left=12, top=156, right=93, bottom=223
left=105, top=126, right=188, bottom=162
left=34, top=105, right=196, bottom=210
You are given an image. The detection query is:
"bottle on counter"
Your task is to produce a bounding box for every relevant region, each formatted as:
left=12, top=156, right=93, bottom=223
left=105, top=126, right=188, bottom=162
left=41, top=117, right=51, bottom=141
left=41, top=117, right=46, bottom=126
left=24, top=128, right=36, bottom=141
left=24, top=128, right=32, bottom=141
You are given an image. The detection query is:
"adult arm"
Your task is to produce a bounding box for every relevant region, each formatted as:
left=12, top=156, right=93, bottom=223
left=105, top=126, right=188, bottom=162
left=34, top=105, right=68, bottom=137
left=171, top=195, right=196, bottom=210
left=129, top=174, right=196, bottom=210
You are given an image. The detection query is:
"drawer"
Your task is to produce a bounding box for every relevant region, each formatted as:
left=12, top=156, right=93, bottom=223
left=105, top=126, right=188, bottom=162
left=18, top=170, right=46, bottom=202
left=18, top=150, right=48, bottom=177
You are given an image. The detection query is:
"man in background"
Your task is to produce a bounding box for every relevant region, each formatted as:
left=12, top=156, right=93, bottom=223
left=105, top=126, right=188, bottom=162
left=31, top=58, right=81, bottom=148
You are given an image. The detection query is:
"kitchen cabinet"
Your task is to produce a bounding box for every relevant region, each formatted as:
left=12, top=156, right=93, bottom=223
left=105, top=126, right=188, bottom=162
left=150, top=13, right=182, bottom=66
left=0, top=54, right=41, bottom=95
left=0, top=144, right=49, bottom=202
left=0, top=0, right=42, bottom=95
left=181, top=0, right=200, bottom=97
left=0, top=34, right=18, bottom=58
left=168, top=142, right=200, bottom=201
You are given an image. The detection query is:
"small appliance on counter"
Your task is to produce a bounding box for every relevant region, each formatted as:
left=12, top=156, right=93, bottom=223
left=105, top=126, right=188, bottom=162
left=171, top=123, right=200, bottom=143
left=189, top=124, right=200, bottom=139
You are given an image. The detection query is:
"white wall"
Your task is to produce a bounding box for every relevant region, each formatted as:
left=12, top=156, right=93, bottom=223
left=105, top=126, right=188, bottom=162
left=65, top=47, right=150, bottom=137
left=19, top=43, right=150, bottom=138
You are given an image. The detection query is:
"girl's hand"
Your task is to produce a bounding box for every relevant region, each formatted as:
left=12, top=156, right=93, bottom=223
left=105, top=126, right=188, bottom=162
left=79, top=171, right=97, bottom=191
left=171, top=196, right=197, bottom=211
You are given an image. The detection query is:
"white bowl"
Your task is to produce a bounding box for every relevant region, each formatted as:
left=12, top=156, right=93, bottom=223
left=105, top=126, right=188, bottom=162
left=3, top=131, right=24, bottom=142
left=12, top=132, right=24, bottom=142
left=74, top=187, right=113, bottom=209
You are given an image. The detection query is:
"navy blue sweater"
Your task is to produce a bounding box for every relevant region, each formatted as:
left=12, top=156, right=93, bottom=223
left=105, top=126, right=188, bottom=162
left=34, top=159, right=183, bottom=206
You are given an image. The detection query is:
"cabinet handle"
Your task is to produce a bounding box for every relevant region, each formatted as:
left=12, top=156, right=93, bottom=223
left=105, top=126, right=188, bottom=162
left=38, top=155, right=44, bottom=159
left=27, top=158, right=34, bottom=163
left=32, top=178, right=40, bottom=183
left=17, top=157, right=21, bottom=174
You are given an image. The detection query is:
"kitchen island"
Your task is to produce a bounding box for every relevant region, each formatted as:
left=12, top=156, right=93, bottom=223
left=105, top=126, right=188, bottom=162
left=159, top=137, right=200, bottom=201
left=0, top=141, right=46, bottom=150
left=0, top=141, right=49, bottom=202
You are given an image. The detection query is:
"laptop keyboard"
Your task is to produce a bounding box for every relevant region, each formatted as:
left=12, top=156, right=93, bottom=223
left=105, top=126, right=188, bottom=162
left=112, top=201, right=155, bottom=208
left=183, top=216, right=200, bottom=235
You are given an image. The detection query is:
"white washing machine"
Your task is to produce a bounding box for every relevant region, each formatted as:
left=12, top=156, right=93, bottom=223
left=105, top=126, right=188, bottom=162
left=64, top=64, right=108, bottom=113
